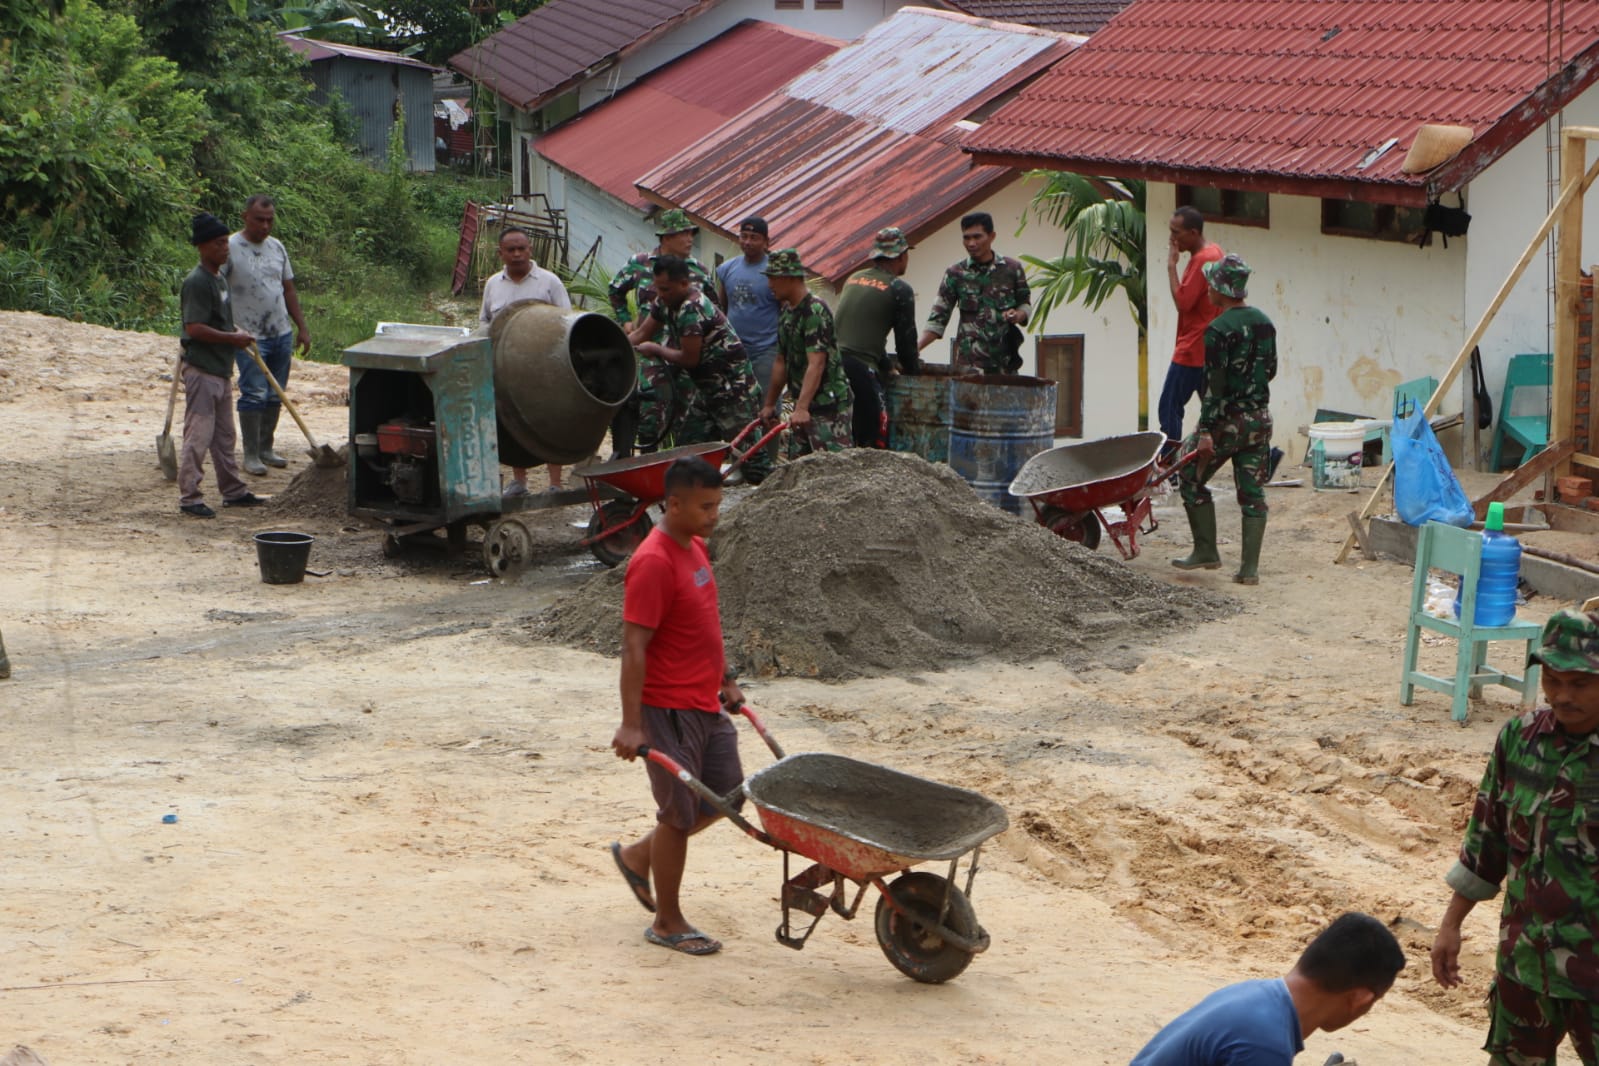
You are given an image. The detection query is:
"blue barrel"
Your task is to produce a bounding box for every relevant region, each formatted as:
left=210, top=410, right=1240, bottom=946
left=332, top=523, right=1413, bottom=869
left=948, top=374, right=1057, bottom=513
left=886, top=364, right=958, bottom=463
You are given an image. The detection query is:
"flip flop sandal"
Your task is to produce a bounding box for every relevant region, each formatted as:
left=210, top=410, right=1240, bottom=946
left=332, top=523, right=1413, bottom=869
left=644, top=927, right=721, bottom=956
left=611, top=842, right=655, bottom=913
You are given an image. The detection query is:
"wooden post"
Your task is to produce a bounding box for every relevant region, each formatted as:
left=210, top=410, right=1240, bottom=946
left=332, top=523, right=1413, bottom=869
left=1554, top=131, right=1586, bottom=487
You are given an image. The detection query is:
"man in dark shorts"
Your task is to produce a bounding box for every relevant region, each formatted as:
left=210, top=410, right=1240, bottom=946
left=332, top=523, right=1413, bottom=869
left=609, top=456, right=745, bottom=957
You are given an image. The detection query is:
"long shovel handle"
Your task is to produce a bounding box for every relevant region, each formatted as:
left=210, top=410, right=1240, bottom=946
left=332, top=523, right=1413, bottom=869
left=162, top=354, right=183, bottom=434
left=247, top=342, right=322, bottom=449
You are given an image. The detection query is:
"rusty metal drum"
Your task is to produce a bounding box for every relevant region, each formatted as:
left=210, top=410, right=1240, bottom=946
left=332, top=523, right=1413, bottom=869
left=948, top=374, right=1057, bottom=513
left=885, top=363, right=959, bottom=463
left=488, top=301, right=636, bottom=466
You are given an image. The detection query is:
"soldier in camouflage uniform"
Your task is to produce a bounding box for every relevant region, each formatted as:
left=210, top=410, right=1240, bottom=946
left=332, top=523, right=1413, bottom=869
left=1171, top=254, right=1275, bottom=586
left=1431, top=606, right=1599, bottom=1066
left=628, top=255, right=770, bottom=484
left=606, top=209, right=716, bottom=457
left=760, top=249, right=853, bottom=457
left=917, top=211, right=1031, bottom=374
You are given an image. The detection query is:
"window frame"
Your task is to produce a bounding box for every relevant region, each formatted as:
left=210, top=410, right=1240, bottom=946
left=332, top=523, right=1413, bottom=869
left=1176, top=185, right=1270, bottom=229
left=1320, top=199, right=1430, bottom=244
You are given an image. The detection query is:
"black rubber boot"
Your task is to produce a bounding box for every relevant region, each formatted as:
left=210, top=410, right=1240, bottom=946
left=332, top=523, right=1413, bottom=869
left=260, top=406, right=288, bottom=468
left=609, top=406, right=638, bottom=461
left=1171, top=501, right=1223, bottom=570
left=1235, top=514, right=1267, bottom=585
left=239, top=411, right=267, bottom=476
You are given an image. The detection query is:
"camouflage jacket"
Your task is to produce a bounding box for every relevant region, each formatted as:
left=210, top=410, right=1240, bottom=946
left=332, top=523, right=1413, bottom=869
left=607, top=252, right=713, bottom=324
left=777, top=292, right=852, bottom=411
left=1197, top=305, right=1276, bottom=433
left=923, top=254, right=1031, bottom=369
left=1446, top=708, right=1599, bottom=999
left=645, top=290, right=756, bottom=391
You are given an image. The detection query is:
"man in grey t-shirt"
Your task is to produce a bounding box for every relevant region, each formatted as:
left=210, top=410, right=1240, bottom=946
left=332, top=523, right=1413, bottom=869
left=222, top=194, right=310, bottom=475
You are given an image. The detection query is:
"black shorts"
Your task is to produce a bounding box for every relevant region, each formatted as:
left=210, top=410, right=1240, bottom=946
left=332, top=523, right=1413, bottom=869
left=643, top=705, right=744, bottom=831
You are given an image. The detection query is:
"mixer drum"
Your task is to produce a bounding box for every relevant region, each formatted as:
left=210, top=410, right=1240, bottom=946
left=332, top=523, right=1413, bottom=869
left=488, top=301, right=636, bottom=466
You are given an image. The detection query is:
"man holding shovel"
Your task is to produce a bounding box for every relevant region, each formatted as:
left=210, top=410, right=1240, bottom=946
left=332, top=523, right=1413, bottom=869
left=177, top=213, right=264, bottom=518
left=222, top=195, right=310, bottom=477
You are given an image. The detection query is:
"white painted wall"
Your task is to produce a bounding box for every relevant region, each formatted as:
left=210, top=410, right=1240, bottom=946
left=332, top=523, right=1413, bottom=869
left=1146, top=183, right=1468, bottom=455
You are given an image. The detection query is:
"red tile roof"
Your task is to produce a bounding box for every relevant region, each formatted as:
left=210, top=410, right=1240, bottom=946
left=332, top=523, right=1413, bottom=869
left=537, top=22, right=841, bottom=211
left=943, top=0, right=1132, bottom=36
left=449, top=0, right=724, bottom=112
left=638, top=9, right=1079, bottom=284
left=964, top=0, right=1599, bottom=204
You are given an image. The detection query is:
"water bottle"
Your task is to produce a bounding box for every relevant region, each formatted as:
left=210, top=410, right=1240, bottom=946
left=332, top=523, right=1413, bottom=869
left=1453, top=502, right=1521, bottom=625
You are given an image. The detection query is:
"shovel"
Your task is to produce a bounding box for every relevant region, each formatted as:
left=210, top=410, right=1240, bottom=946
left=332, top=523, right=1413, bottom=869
left=156, top=354, right=183, bottom=480
left=246, top=342, right=342, bottom=468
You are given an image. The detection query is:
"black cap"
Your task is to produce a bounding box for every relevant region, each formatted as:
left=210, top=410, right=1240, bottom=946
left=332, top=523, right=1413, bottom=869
left=190, top=212, right=229, bottom=246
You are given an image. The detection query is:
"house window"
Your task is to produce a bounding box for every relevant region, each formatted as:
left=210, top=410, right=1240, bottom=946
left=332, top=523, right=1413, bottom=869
left=1177, top=185, right=1269, bottom=228
left=815, top=0, right=842, bottom=8
left=775, top=0, right=801, bottom=8
left=1036, top=335, right=1085, bottom=438
left=1320, top=200, right=1429, bottom=243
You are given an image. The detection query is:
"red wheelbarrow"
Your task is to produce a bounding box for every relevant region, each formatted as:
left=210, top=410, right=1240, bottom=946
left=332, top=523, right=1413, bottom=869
left=573, top=419, right=785, bottom=567
left=641, top=705, right=1009, bottom=983
left=1008, top=430, right=1196, bottom=559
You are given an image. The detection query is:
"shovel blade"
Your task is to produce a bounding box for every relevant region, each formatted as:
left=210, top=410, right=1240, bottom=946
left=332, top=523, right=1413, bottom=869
left=157, top=433, right=178, bottom=481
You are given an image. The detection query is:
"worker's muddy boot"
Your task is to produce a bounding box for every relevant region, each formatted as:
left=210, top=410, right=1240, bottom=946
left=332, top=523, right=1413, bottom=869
left=1171, top=502, right=1222, bottom=570
left=260, top=406, right=288, bottom=468
left=239, top=412, right=267, bottom=476
left=1234, top=514, right=1267, bottom=585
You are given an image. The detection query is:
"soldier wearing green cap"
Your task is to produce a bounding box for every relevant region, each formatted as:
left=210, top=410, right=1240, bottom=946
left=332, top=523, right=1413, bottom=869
left=834, top=226, right=918, bottom=447
left=761, top=249, right=854, bottom=455
left=607, top=208, right=717, bottom=458
left=1431, top=605, right=1599, bottom=1065
left=1171, top=252, right=1276, bottom=585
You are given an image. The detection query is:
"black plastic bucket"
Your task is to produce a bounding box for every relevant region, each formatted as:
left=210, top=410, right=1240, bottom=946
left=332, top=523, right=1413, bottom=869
left=254, top=531, right=314, bottom=585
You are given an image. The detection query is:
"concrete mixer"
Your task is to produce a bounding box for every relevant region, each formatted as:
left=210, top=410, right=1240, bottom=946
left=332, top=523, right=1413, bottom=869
left=341, top=303, right=635, bottom=575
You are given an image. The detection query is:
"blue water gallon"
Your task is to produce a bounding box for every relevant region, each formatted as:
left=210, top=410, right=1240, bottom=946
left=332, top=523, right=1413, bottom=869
left=1454, top=502, right=1521, bottom=625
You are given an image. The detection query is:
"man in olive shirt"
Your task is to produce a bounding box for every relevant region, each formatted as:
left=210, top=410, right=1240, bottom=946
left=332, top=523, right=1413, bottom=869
left=835, top=227, right=918, bottom=448
left=177, top=212, right=263, bottom=518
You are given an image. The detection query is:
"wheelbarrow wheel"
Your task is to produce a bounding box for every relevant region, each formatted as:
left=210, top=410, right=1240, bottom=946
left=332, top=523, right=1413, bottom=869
left=587, top=500, right=653, bottom=568
left=874, top=871, right=979, bottom=984
left=1041, top=506, right=1100, bottom=551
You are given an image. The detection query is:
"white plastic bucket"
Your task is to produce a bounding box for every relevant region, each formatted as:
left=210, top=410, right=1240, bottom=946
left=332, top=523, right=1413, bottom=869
left=1308, top=421, right=1367, bottom=491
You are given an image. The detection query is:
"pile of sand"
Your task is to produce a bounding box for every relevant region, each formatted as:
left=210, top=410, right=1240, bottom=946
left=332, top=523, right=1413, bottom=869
left=537, top=450, right=1235, bottom=678
left=268, top=447, right=351, bottom=523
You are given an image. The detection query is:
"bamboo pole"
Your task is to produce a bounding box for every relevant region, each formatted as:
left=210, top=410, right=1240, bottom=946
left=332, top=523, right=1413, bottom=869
left=1333, top=152, right=1599, bottom=563
left=1553, top=131, right=1585, bottom=485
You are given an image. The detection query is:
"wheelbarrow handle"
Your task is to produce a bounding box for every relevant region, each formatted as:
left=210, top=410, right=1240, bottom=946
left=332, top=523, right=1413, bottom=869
left=636, top=744, right=773, bottom=846
left=723, top=419, right=789, bottom=475
left=725, top=700, right=786, bottom=759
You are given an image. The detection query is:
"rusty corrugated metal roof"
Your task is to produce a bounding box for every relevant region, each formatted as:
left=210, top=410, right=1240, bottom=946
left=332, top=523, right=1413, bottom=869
left=280, top=34, right=441, bottom=72
left=537, top=22, right=841, bottom=211
left=941, top=0, right=1132, bottom=36
left=964, top=0, right=1599, bottom=204
left=449, top=0, right=724, bottom=111
left=638, top=8, right=1080, bottom=284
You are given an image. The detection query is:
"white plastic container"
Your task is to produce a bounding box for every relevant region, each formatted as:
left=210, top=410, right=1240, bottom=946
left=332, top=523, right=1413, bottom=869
left=1308, top=422, right=1367, bottom=491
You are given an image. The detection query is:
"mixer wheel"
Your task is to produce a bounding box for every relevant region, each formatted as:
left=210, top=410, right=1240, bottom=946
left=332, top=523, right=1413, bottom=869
left=1041, top=506, right=1100, bottom=551
left=483, top=518, right=534, bottom=579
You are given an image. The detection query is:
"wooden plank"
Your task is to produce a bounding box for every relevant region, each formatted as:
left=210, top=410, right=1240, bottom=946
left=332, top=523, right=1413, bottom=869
left=1571, top=452, right=1599, bottom=471
left=451, top=200, right=479, bottom=296
left=1554, top=132, right=1586, bottom=484
left=1346, top=511, right=1375, bottom=560
left=1471, top=439, right=1576, bottom=518
left=1334, top=152, right=1599, bottom=563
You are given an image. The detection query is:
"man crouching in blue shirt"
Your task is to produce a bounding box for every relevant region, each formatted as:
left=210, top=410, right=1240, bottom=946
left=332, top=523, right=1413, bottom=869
left=1131, top=913, right=1405, bottom=1065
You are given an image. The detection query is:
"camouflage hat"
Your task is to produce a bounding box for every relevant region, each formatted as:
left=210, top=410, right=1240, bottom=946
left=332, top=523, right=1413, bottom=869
left=761, top=248, right=808, bottom=277
left=1529, top=609, right=1599, bottom=673
left=1203, top=253, right=1252, bottom=299
left=870, top=226, right=909, bottom=258
left=653, top=208, right=699, bottom=236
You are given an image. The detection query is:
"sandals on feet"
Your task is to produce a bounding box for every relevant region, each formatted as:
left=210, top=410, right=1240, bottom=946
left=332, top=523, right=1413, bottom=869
left=611, top=842, right=654, bottom=913
left=644, top=927, right=721, bottom=956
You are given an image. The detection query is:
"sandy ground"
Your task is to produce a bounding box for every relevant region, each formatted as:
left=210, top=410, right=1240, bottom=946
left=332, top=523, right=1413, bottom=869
left=0, top=311, right=1581, bottom=1064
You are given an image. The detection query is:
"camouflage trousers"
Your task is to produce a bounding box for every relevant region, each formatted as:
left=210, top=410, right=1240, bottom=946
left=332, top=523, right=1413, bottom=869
left=631, top=358, right=701, bottom=450
left=679, top=376, right=771, bottom=484
left=1485, top=975, right=1598, bottom=1065
left=1178, top=409, right=1273, bottom=518
left=787, top=402, right=853, bottom=458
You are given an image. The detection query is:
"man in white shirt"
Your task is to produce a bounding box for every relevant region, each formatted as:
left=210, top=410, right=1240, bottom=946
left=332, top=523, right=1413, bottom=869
left=480, top=227, right=572, bottom=497
left=222, top=194, right=311, bottom=476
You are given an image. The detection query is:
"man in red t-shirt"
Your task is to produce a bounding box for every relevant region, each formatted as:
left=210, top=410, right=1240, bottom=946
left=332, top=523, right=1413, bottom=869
left=1161, top=206, right=1225, bottom=454
left=609, top=456, right=745, bottom=957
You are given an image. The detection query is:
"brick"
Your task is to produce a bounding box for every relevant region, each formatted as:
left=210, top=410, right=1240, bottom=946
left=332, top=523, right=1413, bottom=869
left=1558, top=476, right=1594, bottom=501
left=1535, top=488, right=1547, bottom=501
left=1585, top=497, right=1599, bottom=513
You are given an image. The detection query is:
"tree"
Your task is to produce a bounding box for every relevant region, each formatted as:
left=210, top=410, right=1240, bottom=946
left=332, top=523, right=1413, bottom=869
left=375, top=0, right=544, bottom=66
left=1020, top=171, right=1148, bottom=425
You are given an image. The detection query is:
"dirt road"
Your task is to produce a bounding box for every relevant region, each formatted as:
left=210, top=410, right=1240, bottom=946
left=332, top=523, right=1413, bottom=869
left=0, top=312, right=1565, bottom=1063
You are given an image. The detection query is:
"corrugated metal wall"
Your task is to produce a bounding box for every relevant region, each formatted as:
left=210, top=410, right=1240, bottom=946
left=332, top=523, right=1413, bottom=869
left=309, top=59, right=436, bottom=172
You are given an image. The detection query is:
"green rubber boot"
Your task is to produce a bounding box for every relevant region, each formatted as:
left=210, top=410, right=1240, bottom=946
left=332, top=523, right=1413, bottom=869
left=1235, top=514, right=1267, bottom=585
left=1171, top=501, right=1223, bottom=570
left=238, top=411, right=267, bottom=476
left=260, top=406, right=289, bottom=468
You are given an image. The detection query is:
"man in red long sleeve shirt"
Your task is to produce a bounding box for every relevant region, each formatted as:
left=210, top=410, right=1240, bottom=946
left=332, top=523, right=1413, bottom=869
left=1162, top=207, right=1225, bottom=455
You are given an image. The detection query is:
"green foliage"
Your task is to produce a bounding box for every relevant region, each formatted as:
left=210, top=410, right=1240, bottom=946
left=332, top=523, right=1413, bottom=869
left=375, top=0, right=543, bottom=66
left=1020, top=172, right=1147, bottom=339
